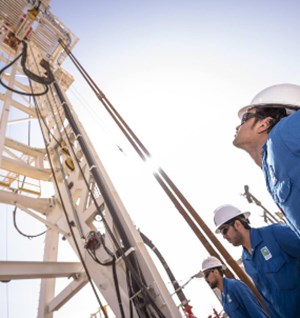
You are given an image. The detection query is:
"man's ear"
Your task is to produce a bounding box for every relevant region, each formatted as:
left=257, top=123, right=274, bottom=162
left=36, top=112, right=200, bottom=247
left=234, top=219, right=245, bottom=232
left=257, top=117, right=273, bottom=134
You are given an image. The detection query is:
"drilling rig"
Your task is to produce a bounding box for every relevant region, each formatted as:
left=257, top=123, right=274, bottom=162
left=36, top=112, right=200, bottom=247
left=0, top=2, right=268, bottom=318
left=0, top=1, right=190, bottom=317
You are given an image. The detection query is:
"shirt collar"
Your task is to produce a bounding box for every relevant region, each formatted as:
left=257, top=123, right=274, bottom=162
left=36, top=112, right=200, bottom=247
left=243, top=228, right=263, bottom=258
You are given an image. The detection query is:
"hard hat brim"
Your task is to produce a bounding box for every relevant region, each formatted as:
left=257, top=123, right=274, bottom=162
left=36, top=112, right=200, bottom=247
left=198, top=263, right=227, bottom=277
left=238, top=104, right=300, bottom=119
left=215, top=211, right=250, bottom=234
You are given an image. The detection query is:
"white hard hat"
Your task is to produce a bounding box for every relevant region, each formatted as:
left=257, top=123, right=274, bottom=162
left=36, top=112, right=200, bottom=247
left=201, top=256, right=226, bottom=272
left=213, top=204, right=250, bottom=233
left=238, top=83, right=300, bottom=119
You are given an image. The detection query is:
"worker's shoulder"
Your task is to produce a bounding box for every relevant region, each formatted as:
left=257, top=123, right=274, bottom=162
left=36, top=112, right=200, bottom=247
left=255, top=223, right=289, bottom=233
left=224, top=277, right=247, bottom=288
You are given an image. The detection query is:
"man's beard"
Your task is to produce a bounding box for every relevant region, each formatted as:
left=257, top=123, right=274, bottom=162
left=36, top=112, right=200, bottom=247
left=209, top=279, right=218, bottom=289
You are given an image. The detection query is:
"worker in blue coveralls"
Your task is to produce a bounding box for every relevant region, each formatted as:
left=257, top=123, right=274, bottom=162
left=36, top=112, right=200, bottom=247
left=214, top=204, right=300, bottom=318
left=232, top=83, right=300, bottom=238
left=200, top=255, right=268, bottom=318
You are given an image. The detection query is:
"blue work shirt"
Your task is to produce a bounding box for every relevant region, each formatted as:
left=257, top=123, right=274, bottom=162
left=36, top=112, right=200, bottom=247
left=242, top=224, right=300, bottom=318
left=221, top=277, right=268, bottom=318
left=262, top=109, right=300, bottom=237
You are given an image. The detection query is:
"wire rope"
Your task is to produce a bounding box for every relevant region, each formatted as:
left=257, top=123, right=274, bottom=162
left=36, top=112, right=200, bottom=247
left=68, top=84, right=126, bottom=155
left=12, top=94, right=47, bottom=238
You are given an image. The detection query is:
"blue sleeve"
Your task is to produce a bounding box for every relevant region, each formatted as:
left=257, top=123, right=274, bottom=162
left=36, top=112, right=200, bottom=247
left=229, top=280, right=268, bottom=318
left=279, top=111, right=300, bottom=154
left=272, top=224, right=300, bottom=257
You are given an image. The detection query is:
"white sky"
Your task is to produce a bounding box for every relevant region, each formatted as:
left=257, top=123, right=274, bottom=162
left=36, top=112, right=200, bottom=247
left=1, top=0, right=300, bottom=317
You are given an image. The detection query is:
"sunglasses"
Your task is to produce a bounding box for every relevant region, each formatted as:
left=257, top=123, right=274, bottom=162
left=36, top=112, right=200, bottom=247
left=219, top=221, right=235, bottom=235
left=240, top=112, right=261, bottom=125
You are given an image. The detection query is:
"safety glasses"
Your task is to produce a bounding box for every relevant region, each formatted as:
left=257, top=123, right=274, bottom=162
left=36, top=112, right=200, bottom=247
left=219, top=221, right=235, bottom=235
left=240, top=112, right=258, bottom=125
